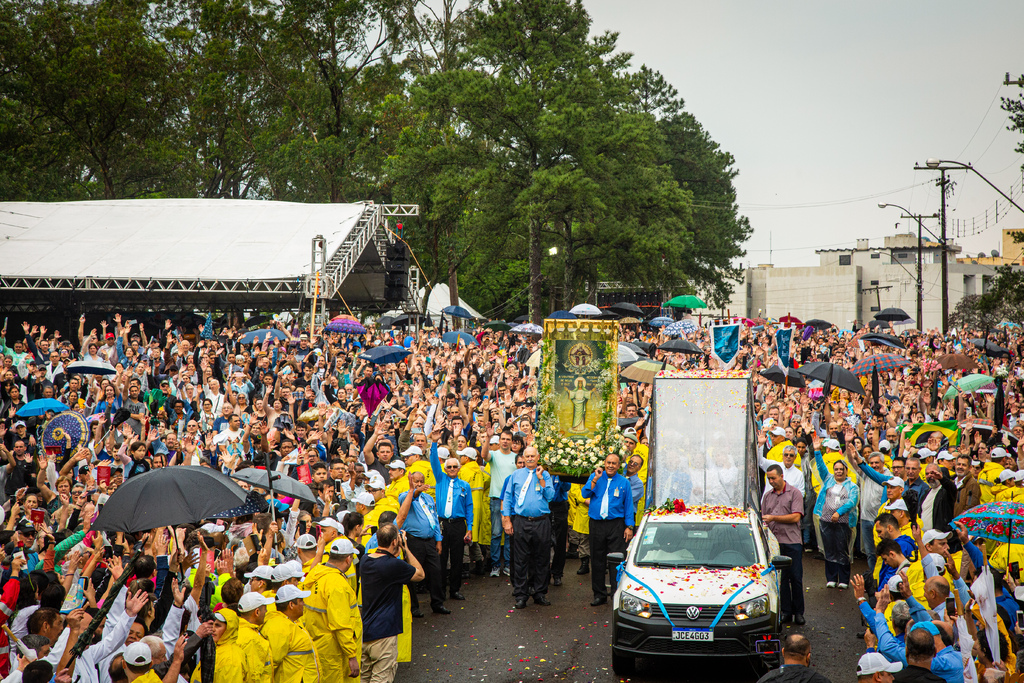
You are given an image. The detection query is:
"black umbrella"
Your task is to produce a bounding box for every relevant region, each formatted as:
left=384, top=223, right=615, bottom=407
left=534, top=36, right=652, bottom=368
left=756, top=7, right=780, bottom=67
left=377, top=315, right=396, bottom=329
left=620, top=342, right=649, bottom=357
left=861, top=332, right=907, bottom=350
left=875, top=307, right=910, bottom=322
left=759, top=366, right=806, bottom=388
left=210, top=489, right=269, bottom=518
left=659, top=339, right=702, bottom=354
left=230, top=468, right=317, bottom=504
left=513, top=315, right=530, bottom=323
left=971, top=339, right=1012, bottom=358
left=867, top=319, right=890, bottom=330
left=804, top=319, right=832, bottom=331
left=609, top=302, right=643, bottom=317
left=243, top=314, right=272, bottom=328
left=796, top=362, right=865, bottom=395
left=391, top=314, right=411, bottom=328
left=631, top=341, right=657, bottom=355
left=92, top=467, right=249, bottom=533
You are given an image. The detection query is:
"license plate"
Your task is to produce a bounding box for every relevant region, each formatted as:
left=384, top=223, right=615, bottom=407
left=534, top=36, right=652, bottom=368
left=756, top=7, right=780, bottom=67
left=672, top=628, right=714, bottom=642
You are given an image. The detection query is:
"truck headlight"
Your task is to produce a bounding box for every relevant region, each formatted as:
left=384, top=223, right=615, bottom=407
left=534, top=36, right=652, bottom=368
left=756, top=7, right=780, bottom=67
left=734, top=596, right=769, bottom=620
left=620, top=591, right=652, bottom=619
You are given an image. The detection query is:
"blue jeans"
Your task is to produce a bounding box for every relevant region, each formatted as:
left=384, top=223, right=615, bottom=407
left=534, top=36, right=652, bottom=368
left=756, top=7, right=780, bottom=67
left=490, top=497, right=508, bottom=567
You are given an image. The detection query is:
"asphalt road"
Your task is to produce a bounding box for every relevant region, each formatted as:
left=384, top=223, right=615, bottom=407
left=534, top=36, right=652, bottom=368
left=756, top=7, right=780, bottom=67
left=399, top=555, right=869, bottom=683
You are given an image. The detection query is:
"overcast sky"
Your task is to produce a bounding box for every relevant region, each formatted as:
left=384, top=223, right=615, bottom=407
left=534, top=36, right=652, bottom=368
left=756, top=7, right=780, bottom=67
left=583, top=0, right=1024, bottom=268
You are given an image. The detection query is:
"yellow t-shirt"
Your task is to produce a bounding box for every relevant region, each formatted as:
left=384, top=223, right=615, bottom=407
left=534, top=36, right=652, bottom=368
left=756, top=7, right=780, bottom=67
left=812, top=451, right=857, bottom=494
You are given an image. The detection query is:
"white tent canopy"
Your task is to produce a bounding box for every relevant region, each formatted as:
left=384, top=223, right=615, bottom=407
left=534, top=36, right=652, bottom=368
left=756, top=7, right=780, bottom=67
left=384, top=283, right=484, bottom=320
left=0, top=198, right=366, bottom=280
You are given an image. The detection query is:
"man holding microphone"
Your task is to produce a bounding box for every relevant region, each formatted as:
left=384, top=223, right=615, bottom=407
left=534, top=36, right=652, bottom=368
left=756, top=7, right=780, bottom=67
left=501, top=446, right=556, bottom=609
left=582, top=453, right=634, bottom=607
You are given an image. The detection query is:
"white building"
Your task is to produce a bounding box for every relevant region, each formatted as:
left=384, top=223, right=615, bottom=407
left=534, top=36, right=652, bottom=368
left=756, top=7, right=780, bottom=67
left=725, top=233, right=1001, bottom=330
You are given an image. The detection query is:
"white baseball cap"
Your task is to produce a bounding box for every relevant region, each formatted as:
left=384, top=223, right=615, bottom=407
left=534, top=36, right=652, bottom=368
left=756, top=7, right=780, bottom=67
left=328, top=538, right=357, bottom=557
left=366, top=472, right=387, bottom=489
left=998, top=470, right=1016, bottom=483
left=886, top=575, right=903, bottom=593
left=401, top=445, right=422, bottom=457
left=457, top=447, right=477, bottom=459
left=124, top=642, right=153, bottom=667
left=884, top=498, right=908, bottom=512
left=237, top=592, right=275, bottom=613
left=824, top=439, right=840, bottom=451
left=878, top=439, right=892, bottom=452
left=317, top=516, right=344, bottom=532
left=275, top=584, right=311, bottom=603
left=436, top=446, right=450, bottom=458
left=622, top=428, right=639, bottom=442
left=917, top=447, right=936, bottom=458
left=770, top=426, right=786, bottom=437
left=271, top=560, right=304, bottom=582
left=885, top=476, right=905, bottom=488
left=937, top=450, right=954, bottom=462
left=353, top=491, right=376, bottom=507
left=992, top=447, right=1010, bottom=460
left=926, top=552, right=947, bottom=574
left=857, top=652, right=903, bottom=676
left=388, top=460, right=406, bottom=470
left=489, top=435, right=500, bottom=444
left=922, top=529, right=951, bottom=545
left=244, top=565, right=274, bottom=581
left=296, top=534, right=317, bottom=550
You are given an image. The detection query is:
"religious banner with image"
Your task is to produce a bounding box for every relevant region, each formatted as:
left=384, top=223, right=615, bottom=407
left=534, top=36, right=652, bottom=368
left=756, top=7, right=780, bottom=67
left=537, top=319, right=624, bottom=480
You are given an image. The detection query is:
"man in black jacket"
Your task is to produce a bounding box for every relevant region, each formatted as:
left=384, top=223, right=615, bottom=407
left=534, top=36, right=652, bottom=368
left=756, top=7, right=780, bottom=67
left=919, top=463, right=956, bottom=537
left=756, top=634, right=832, bottom=683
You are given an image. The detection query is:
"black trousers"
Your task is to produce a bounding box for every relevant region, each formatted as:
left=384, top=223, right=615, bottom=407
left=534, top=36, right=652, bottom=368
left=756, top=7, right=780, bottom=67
left=512, top=515, right=552, bottom=600
left=439, top=517, right=467, bottom=596
left=406, top=534, right=445, bottom=611
left=589, top=518, right=626, bottom=600
left=778, top=542, right=804, bottom=617
left=549, top=501, right=569, bottom=578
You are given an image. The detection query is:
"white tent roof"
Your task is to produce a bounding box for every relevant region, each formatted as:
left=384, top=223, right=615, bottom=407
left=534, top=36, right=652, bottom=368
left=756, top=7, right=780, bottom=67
left=0, top=199, right=366, bottom=280
left=424, top=284, right=484, bottom=319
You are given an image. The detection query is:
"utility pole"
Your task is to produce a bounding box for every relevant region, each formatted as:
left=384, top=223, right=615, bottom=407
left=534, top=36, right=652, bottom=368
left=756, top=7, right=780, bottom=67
left=1005, top=72, right=1024, bottom=86
left=939, top=169, right=949, bottom=334
left=897, top=212, right=939, bottom=331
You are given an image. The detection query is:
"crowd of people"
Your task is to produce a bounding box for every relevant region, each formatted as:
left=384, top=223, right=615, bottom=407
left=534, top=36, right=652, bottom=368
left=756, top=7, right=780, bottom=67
left=0, top=309, right=1023, bottom=683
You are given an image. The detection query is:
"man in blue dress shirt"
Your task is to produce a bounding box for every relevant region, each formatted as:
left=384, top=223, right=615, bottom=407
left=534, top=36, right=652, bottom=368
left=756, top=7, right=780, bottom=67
left=582, top=453, right=634, bottom=606
left=429, top=431, right=474, bottom=601
left=501, top=446, right=556, bottom=609
left=397, top=471, right=450, bottom=615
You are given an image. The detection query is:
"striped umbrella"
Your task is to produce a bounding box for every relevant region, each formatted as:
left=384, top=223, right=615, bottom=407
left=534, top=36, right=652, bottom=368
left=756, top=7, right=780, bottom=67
left=850, top=354, right=911, bottom=377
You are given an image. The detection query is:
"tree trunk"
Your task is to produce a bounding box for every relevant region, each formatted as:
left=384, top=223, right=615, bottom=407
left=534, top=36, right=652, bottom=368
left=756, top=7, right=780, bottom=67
left=529, top=219, right=543, bottom=324
left=448, top=253, right=460, bottom=330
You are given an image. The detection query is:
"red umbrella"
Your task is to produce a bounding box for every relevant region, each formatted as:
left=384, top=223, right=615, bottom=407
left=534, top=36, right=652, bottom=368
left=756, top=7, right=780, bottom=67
left=850, top=354, right=911, bottom=377
left=778, top=315, right=803, bottom=325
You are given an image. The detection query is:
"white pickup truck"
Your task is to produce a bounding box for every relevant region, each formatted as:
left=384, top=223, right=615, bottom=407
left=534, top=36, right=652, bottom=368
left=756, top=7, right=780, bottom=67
left=609, top=505, right=791, bottom=676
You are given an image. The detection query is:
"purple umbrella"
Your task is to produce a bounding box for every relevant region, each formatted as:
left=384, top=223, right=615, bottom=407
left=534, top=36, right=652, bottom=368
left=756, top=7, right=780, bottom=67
left=356, top=376, right=392, bottom=415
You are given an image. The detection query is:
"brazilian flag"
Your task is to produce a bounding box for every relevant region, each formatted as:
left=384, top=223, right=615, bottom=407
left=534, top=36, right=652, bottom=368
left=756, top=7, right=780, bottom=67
left=900, top=420, right=960, bottom=448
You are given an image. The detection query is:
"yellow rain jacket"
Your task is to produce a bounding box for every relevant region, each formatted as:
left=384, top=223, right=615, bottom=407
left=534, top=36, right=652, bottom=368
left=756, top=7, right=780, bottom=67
left=237, top=616, right=273, bottom=683
left=385, top=474, right=409, bottom=507
left=569, top=485, right=590, bottom=535
left=191, top=609, right=246, bottom=683
left=459, top=460, right=486, bottom=544
left=261, top=608, right=320, bottom=683
left=302, top=564, right=362, bottom=683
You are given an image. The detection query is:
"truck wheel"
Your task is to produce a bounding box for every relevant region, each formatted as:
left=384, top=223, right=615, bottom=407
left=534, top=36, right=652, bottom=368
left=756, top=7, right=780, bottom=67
left=612, top=651, right=635, bottom=676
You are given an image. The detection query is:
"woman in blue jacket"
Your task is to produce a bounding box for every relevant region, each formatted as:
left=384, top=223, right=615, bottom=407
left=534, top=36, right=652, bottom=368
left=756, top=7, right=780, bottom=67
left=813, top=449, right=859, bottom=588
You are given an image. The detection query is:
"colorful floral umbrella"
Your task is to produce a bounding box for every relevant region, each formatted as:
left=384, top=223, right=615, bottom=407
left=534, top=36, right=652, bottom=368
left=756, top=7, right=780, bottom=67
left=850, top=354, right=911, bottom=377
left=325, top=317, right=366, bottom=335
left=648, top=316, right=673, bottom=328
left=511, top=323, right=543, bottom=335
left=953, top=502, right=1024, bottom=567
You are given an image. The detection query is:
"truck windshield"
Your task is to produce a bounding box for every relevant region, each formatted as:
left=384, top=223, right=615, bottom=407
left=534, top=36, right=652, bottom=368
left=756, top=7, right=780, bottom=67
left=633, top=521, right=758, bottom=568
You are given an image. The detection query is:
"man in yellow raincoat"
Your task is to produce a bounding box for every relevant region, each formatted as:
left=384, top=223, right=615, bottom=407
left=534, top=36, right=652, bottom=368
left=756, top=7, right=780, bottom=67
left=302, top=538, right=362, bottom=682
left=236, top=593, right=274, bottom=683
left=190, top=608, right=246, bottom=683
left=261, top=585, right=320, bottom=683
left=458, top=447, right=487, bottom=574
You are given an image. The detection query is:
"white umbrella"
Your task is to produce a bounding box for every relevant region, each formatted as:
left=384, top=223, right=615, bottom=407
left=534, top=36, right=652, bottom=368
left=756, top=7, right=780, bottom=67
left=618, top=343, right=640, bottom=364
left=569, top=303, right=602, bottom=316
left=526, top=349, right=541, bottom=369
left=66, top=359, right=117, bottom=375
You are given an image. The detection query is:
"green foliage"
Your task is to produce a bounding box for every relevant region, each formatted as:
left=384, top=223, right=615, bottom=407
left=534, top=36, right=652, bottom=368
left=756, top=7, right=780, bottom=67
left=0, top=0, right=750, bottom=313
left=951, top=265, right=1024, bottom=329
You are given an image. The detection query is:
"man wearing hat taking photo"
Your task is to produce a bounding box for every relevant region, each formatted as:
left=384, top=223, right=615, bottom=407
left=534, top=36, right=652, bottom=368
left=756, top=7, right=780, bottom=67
left=261, top=584, right=319, bottom=683
left=237, top=593, right=274, bottom=683
left=302, top=538, right=362, bottom=682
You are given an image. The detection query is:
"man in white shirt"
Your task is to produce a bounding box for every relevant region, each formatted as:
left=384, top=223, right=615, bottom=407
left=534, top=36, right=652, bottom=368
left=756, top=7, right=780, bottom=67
left=758, top=444, right=804, bottom=495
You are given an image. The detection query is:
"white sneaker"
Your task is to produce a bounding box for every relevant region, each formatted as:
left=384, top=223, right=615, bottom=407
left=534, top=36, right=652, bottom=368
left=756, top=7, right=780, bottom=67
left=826, top=581, right=837, bottom=588
left=490, top=567, right=500, bottom=577
left=837, top=583, right=848, bottom=590
left=502, top=566, right=511, bottom=577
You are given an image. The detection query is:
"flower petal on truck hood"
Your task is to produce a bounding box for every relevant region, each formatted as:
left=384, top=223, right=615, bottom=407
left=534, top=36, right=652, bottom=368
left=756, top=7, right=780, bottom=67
left=621, top=564, right=769, bottom=607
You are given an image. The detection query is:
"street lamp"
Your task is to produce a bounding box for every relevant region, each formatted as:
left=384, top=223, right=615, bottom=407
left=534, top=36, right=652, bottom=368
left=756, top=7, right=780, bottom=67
left=878, top=203, right=940, bottom=331
left=915, top=159, right=1024, bottom=333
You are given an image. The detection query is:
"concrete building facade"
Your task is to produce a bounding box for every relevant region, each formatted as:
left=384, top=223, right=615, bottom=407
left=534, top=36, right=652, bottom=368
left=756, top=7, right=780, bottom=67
left=726, top=233, right=1001, bottom=330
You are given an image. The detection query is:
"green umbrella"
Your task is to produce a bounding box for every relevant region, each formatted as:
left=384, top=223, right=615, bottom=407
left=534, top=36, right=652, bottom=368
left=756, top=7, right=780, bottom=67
left=484, top=321, right=512, bottom=331
left=620, top=359, right=678, bottom=384
left=664, top=295, right=706, bottom=309
left=942, top=373, right=996, bottom=400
